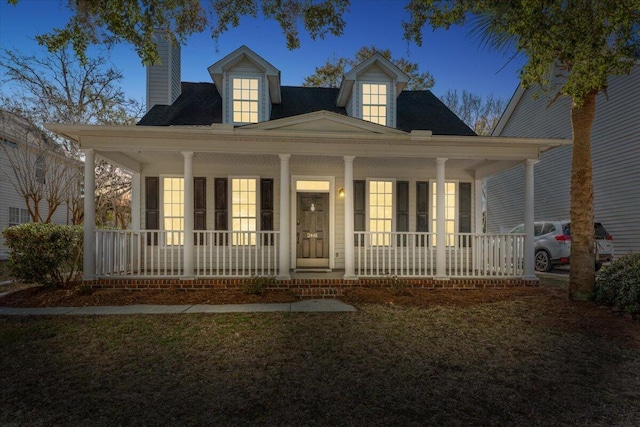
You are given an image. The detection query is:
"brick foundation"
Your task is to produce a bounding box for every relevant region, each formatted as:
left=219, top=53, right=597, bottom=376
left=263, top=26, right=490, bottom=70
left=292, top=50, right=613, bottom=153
left=85, top=277, right=538, bottom=298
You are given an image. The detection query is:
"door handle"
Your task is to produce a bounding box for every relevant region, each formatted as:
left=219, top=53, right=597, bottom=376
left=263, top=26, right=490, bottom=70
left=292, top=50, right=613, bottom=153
left=296, top=232, right=299, bottom=244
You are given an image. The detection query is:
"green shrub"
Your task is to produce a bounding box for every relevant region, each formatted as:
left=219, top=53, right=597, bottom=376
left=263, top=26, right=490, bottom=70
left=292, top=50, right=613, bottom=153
left=242, top=275, right=275, bottom=295
left=0, top=260, right=11, bottom=282
left=594, top=253, right=640, bottom=316
left=2, top=223, right=83, bottom=288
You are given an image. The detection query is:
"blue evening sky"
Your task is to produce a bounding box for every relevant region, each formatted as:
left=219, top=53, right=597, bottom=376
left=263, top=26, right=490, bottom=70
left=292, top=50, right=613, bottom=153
left=0, top=0, right=526, bottom=106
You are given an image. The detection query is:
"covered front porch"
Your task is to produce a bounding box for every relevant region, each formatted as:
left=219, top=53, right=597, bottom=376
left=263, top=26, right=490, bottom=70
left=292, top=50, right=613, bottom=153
left=47, top=112, right=569, bottom=288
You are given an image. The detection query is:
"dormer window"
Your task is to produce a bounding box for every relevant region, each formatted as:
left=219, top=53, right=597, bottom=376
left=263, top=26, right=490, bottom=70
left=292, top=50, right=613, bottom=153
left=337, top=53, right=408, bottom=129
left=208, top=46, right=282, bottom=125
left=362, top=83, right=388, bottom=126
left=232, top=77, right=259, bottom=124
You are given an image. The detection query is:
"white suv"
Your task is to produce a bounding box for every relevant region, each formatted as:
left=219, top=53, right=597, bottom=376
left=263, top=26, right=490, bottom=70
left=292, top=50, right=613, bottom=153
left=509, top=221, right=614, bottom=272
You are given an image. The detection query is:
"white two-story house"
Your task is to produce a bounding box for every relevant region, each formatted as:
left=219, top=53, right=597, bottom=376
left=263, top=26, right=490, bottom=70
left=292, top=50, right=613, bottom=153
left=47, top=42, right=569, bottom=294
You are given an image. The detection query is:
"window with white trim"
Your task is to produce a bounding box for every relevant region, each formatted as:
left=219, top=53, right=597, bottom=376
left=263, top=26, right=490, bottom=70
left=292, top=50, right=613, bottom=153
left=231, top=178, right=257, bottom=245
left=369, top=180, right=393, bottom=246
left=362, top=83, right=387, bottom=126
left=232, top=77, right=259, bottom=124
left=432, top=181, right=457, bottom=246
left=9, top=207, right=30, bottom=226
left=163, top=177, right=184, bottom=245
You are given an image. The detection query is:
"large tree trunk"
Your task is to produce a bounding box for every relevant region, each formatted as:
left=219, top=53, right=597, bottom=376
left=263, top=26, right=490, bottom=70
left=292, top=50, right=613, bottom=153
left=568, top=91, right=597, bottom=300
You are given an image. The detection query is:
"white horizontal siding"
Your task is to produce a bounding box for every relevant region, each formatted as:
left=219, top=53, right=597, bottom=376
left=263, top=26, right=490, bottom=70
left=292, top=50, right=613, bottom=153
left=488, top=65, right=640, bottom=256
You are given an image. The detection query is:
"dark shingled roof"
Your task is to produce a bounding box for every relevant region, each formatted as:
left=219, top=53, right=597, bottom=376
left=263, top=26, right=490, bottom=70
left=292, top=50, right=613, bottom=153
left=271, top=86, right=346, bottom=119
left=138, top=82, right=222, bottom=126
left=138, top=82, right=475, bottom=136
left=396, top=91, right=475, bottom=135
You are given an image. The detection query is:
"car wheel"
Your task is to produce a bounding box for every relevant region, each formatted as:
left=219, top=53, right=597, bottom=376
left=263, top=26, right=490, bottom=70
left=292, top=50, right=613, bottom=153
left=535, top=250, right=553, bottom=272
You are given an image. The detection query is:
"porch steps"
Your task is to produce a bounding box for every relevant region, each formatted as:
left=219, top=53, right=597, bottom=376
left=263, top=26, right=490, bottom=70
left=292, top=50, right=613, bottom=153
left=291, top=286, right=345, bottom=299
left=287, top=278, right=349, bottom=299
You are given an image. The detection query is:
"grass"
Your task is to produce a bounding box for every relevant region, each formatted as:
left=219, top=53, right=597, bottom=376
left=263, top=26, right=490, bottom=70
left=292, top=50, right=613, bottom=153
left=1, top=290, right=640, bottom=425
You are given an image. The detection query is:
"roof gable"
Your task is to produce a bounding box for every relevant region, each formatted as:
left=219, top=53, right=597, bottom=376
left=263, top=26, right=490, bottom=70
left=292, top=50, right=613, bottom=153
left=240, top=110, right=406, bottom=135
left=207, top=45, right=281, bottom=103
left=337, top=53, right=410, bottom=107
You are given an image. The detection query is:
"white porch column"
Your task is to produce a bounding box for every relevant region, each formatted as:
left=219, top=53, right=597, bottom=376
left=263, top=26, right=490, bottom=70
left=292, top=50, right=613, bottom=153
left=474, top=178, right=484, bottom=273
left=131, top=172, right=141, bottom=230
left=278, top=154, right=291, bottom=280
left=82, top=149, right=96, bottom=280
left=343, top=156, right=356, bottom=280
left=182, top=152, right=194, bottom=278
left=524, top=159, right=538, bottom=280
left=435, top=158, right=447, bottom=279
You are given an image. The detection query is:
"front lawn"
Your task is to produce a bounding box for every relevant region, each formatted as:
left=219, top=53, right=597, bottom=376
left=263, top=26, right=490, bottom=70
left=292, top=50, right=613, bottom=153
left=1, top=288, right=639, bottom=425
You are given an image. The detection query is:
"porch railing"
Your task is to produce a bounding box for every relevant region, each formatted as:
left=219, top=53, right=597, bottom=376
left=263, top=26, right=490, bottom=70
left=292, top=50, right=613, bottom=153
left=354, top=232, right=525, bottom=278
left=95, top=230, right=524, bottom=278
left=95, top=230, right=279, bottom=277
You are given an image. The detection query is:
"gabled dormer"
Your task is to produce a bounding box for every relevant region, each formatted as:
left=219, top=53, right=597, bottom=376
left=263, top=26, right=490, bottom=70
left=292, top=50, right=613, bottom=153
left=208, top=46, right=281, bottom=125
left=336, top=53, right=410, bottom=128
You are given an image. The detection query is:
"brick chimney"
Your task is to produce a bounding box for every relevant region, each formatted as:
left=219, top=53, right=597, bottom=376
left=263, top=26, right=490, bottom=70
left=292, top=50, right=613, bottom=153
left=146, top=34, right=181, bottom=112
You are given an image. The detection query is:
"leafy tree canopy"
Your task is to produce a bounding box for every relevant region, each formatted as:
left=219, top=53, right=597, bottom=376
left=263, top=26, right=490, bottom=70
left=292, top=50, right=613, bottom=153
left=6, top=0, right=350, bottom=65
left=403, top=0, right=640, bottom=105
left=302, top=45, right=435, bottom=89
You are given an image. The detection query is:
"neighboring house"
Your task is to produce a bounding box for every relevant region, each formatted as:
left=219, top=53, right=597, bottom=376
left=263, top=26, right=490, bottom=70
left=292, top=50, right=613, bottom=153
left=0, top=109, right=75, bottom=260
left=47, top=43, right=567, bottom=291
left=487, top=66, right=640, bottom=257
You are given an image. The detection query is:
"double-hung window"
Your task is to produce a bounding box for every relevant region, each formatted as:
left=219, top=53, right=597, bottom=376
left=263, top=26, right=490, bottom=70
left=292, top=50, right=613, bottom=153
left=232, top=77, right=259, bottom=124
left=369, top=180, right=393, bottom=246
left=8, top=207, right=29, bottom=226
left=163, top=177, right=184, bottom=245
left=362, top=83, right=387, bottom=126
left=431, top=181, right=457, bottom=246
left=231, top=178, right=257, bottom=245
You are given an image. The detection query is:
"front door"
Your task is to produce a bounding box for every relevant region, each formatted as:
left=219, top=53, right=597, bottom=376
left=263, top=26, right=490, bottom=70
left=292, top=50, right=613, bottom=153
left=296, top=192, right=330, bottom=268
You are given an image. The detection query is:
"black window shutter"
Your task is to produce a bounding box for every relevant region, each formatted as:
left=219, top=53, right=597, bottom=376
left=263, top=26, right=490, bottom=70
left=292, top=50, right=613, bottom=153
left=416, top=181, right=429, bottom=246
left=194, top=177, right=206, bottom=244
left=396, top=181, right=409, bottom=246
left=354, top=180, right=365, bottom=246
left=214, top=178, right=228, bottom=245
left=459, top=183, right=471, bottom=233
left=459, top=182, right=472, bottom=247
left=145, top=177, right=159, bottom=245
left=260, top=178, right=274, bottom=245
